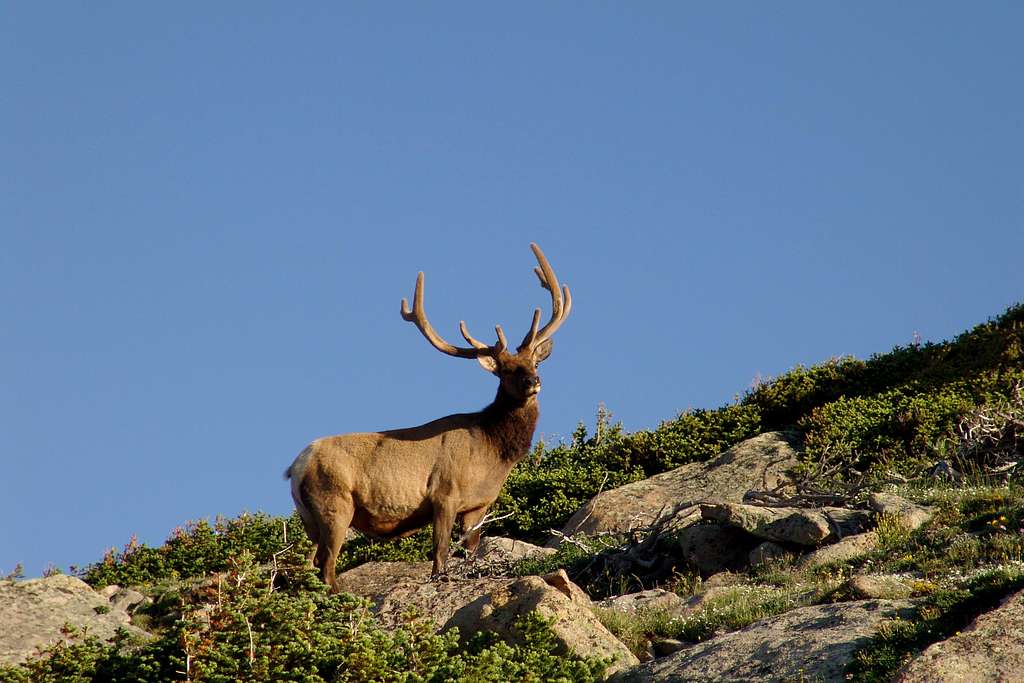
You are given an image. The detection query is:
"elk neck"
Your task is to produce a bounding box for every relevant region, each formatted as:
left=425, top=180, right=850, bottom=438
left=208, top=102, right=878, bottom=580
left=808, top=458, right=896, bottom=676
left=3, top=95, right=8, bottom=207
left=478, top=387, right=540, bottom=463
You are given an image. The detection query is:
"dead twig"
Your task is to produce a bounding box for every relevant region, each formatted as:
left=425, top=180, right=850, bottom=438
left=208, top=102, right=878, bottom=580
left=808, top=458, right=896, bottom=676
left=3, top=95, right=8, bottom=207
left=450, top=511, right=515, bottom=555
left=242, top=614, right=255, bottom=665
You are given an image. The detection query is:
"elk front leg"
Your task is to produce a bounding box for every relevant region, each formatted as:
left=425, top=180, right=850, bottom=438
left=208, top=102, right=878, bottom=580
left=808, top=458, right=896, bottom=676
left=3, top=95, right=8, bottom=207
left=431, top=503, right=457, bottom=578
left=460, top=506, right=489, bottom=559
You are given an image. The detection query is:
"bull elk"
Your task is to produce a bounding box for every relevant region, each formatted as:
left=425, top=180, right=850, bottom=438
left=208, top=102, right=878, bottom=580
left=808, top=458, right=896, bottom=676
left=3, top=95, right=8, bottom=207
left=285, top=243, right=572, bottom=591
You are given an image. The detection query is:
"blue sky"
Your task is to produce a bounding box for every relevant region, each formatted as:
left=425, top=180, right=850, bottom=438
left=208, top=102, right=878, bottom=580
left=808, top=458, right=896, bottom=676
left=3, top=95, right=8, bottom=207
left=2, top=4, right=1021, bottom=576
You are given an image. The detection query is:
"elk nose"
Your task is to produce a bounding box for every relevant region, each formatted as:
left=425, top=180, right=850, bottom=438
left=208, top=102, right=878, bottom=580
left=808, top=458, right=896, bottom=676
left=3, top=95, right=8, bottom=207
left=525, top=376, right=541, bottom=391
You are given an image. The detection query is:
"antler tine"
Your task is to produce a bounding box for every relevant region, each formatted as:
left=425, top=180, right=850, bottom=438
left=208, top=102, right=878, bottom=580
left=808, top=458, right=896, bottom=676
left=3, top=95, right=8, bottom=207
left=559, top=284, right=573, bottom=322
left=517, top=308, right=542, bottom=351
left=536, top=282, right=572, bottom=343
left=533, top=267, right=551, bottom=291
left=460, top=321, right=508, bottom=355
left=459, top=320, right=489, bottom=350
left=528, top=243, right=572, bottom=345
left=400, top=272, right=485, bottom=359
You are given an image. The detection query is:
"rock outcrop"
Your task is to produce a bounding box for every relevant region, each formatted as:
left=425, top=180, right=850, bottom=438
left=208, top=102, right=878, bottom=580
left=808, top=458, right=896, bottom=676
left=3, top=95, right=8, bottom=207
left=869, top=492, right=936, bottom=531
left=333, top=561, right=502, bottom=629
left=674, top=522, right=757, bottom=576
left=612, top=599, right=915, bottom=683
left=445, top=575, right=638, bottom=674
left=0, top=575, right=151, bottom=665
left=845, top=574, right=914, bottom=600
left=800, top=531, right=879, bottom=568
left=898, top=588, right=1024, bottom=682
left=596, top=589, right=688, bottom=617
left=333, top=561, right=637, bottom=674
left=475, top=536, right=555, bottom=564
left=700, top=502, right=872, bottom=546
left=558, top=431, right=800, bottom=537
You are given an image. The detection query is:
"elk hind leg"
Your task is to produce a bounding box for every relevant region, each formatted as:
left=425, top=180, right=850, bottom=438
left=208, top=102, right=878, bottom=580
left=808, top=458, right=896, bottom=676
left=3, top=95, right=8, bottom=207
left=316, top=500, right=355, bottom=593
left=295, top=513, right=320, bottom=568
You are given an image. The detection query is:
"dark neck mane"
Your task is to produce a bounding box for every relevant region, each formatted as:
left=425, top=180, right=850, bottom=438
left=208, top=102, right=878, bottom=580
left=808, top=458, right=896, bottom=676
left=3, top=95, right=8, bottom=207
left=479, top=389, right=539, bottom=462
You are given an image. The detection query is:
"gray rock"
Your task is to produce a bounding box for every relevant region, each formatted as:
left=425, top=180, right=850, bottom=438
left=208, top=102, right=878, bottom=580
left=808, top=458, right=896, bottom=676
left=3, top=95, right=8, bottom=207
left=612, top=599, right=915, bottom=683
left=444, top=576, right=639, bottom=675
left=898, top=587, right=1024, bottom=682
left=650, top=638, right=687, bottom=657
left=800, top=531, right=879, bottom=568
left=869, top=492, right=935, bottom=532
left=475, top=536, right=555, bottom=564
left=0, top=575, right=151, bottom=665
left=333, top=561, right=503, bottom=629
left=701, top=503, right=872, bottom=546
left=846, top=574, right=914, bottom=600
left=558, top=432, right=800, bottom=538
left=107, top=587, right=151, bottom=613
left=748, top=541, right=791, bottom=567
left=675, top=523, right=757, bottom=576
left=542, top=568, right=591, bottom=605
left=97, top=584, right=121, bottom=599
left=597, top=589, right=687, bottom=617
left=334, top=561, right=636, bottom=674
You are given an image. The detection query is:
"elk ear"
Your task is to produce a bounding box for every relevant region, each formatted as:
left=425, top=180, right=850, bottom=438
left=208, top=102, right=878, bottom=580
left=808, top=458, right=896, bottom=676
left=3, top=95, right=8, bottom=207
left=532, top=339, right=554, bottom=364
left=476, top=355, right=500, bottom=374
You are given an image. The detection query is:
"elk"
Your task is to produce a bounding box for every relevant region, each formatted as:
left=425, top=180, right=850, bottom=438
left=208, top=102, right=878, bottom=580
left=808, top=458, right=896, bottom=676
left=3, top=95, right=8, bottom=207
left=285, top=243, right=571, bottom=591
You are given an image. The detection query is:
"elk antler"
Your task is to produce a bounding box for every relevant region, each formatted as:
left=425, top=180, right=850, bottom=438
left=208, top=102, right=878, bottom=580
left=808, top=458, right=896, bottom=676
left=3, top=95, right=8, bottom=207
left=401, top=272, right=506, bottom=358
left=518, top=243, right=572, bottom=352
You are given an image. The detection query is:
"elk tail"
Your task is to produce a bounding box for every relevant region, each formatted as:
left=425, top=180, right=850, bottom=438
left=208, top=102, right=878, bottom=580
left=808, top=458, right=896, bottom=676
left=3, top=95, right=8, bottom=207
left=286, top=445, right=316, bottom=527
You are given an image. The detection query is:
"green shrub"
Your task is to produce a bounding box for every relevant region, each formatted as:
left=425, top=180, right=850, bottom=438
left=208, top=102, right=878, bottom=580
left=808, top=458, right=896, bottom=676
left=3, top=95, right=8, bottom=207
left=79, top=511, right=433, bottom=589
left=620, top=403, right=763, bottom=474
left=498, top=304, right=1024, bottom=544
left=797, top=385, right=977, bottom=474
left=743, top=357, right=868, bottom=428
left=5, top=549, right=606, bottom=683
left=79, top=512, right=302, bottom=588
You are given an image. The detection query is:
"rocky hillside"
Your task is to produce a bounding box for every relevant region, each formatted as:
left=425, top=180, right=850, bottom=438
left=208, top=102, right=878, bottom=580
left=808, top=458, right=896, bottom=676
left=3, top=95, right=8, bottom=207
left=2, top=304, right=1022, bottom=682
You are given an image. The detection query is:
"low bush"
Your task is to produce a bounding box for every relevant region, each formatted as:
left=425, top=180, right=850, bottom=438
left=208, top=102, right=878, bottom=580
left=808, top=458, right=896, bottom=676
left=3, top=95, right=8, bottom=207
left=79, top=512, right=433, bottom=590
left=4, top=548, right=606, bottom=683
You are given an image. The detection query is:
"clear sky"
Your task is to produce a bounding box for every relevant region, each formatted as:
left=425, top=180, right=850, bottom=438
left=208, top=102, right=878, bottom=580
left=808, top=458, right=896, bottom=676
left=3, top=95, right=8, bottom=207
left=2, top=4, right=1021, bottom=576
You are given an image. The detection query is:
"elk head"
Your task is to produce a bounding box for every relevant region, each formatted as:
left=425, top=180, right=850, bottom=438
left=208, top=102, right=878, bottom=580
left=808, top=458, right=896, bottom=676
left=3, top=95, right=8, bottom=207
left=399, top=243, right=572, bottom=404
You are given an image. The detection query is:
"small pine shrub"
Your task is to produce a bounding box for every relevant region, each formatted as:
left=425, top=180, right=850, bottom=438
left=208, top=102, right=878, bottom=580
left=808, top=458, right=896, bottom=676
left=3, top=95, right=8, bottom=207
left=80, top=512, right=433, bottom=589
left=3, top=547, right=606, bottom=683
left=80, top=512, right=304, bottom=588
